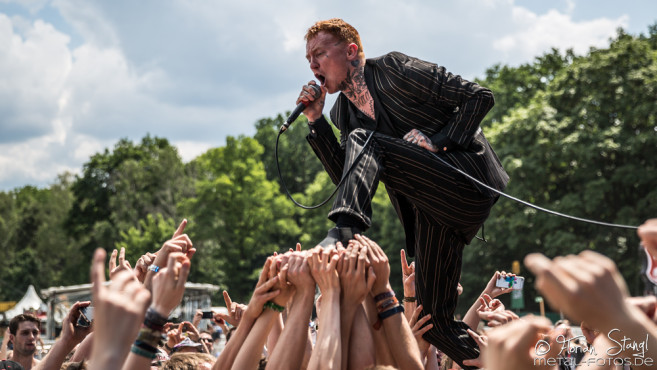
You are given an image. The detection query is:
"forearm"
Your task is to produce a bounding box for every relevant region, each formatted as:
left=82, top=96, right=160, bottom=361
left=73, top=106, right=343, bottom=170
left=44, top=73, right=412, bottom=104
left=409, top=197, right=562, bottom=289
left=308, top=293, right=341, bottom=370
left=213, top=316, right=257, bottom=370
left=32, top=338, right=77, bottom=370
left=266, top=314, right=284, bottom=358
left=382, top=310, right=423, bottom=370
left=348, top=304, right=376, bottom=369
left=267, top=290, right=314, bottom=370
left=121, top=352, right=152, bottom=370
left=462, top=298, right=483, bottom=331
left=339, top=303, right=358, bottom=370
left=364, top=295, right=396, bottom=367
left=69, top=333, right=94, bottom=362
left=232, top=309, right=279, bottom=370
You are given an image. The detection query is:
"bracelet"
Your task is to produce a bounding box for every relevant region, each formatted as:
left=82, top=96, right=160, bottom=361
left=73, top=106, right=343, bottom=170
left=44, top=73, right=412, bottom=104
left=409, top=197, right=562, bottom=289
left=373, top=290, right=395, bottom=302
left=377, top=297, right=399, bottom=312
left=263, top=301, right=285, bottom=312
left=144, top=307, right=168, bottom=329
left=148, top=265, right=160, bottom=273
left=378, top=305, right=405, bottom=321
left=403, top=296, right=417, bottom=303
left=131, top=344, right=156, bottom=359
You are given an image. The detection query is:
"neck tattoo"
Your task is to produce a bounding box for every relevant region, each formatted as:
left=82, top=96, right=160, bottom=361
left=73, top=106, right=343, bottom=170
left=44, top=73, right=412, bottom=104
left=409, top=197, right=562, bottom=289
left=340, top=59, right=375, bottom=120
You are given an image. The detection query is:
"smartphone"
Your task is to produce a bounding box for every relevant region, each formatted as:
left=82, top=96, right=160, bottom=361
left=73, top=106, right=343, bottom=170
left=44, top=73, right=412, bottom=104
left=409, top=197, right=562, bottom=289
left=76, top=306, right=94, bottom=327
left=202, top=311, right=214, bottom=319
left=495, top=275, right=525, bottom=290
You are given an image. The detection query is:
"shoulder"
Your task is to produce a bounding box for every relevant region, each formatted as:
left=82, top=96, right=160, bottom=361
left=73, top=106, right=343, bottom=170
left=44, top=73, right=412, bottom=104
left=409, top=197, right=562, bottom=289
left=369, top=52, right=439, bottom=73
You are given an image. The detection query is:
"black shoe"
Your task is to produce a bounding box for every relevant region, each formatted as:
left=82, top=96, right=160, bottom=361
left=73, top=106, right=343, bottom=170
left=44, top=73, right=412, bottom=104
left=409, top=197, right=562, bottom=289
left=318, top=226, right=361, bottom=249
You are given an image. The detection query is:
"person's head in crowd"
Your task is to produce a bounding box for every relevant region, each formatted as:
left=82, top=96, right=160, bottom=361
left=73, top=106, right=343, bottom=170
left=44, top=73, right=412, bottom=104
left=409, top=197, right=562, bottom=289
left=0, top=360, right=24, bottom=370
left=8, top=314, right=40, bottom=358
left=173, top=337, right=203, bottom=354
left=59, top=361, right=86, bottom=370
left=224, top=326, right=236, bottom=343
left=161, top=352, right=214, bottom=370
left=199, top=331, right=214, bottom=354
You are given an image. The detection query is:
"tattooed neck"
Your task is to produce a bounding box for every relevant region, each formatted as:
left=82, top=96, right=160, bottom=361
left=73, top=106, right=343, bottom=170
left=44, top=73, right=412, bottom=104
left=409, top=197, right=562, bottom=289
left=339, top=59, right=372, bottom=112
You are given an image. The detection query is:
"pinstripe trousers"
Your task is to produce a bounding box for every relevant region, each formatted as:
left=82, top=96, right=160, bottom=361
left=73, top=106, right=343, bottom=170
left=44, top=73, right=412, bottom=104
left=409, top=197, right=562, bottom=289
left=327, top=128, right=496, bottom=369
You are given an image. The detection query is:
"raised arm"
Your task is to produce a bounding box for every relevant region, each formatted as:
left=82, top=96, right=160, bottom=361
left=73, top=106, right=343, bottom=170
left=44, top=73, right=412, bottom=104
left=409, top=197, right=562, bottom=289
left=267, top=251, right=317, bottom=370
left=308, top=248, right=342, bottom=370
left=214, top=258, right=280, bottom=370
left=339, top=240, right=376, bottom=370
left=122, top=252, right=191, bottom=370
left=232, top=253, right=296, bottom=370
left=462, top=271, right=513, bottom=330
left=359, top=235, right=423, bottom=370
left=88, top=249, right=151, bottom=370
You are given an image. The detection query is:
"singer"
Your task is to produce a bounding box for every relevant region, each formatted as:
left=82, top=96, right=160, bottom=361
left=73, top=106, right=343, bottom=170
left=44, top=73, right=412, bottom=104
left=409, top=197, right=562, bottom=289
left=297, top=18, right=509, bottom=368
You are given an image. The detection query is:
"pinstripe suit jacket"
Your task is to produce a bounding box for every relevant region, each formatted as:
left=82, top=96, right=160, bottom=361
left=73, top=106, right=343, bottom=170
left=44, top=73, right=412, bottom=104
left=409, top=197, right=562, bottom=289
left=307, top=52, right=509, bottom=251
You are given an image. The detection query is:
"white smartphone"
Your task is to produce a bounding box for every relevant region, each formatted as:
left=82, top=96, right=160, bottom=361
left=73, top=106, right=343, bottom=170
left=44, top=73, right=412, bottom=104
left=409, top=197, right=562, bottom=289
left=495, top=275, right=525, bottom=290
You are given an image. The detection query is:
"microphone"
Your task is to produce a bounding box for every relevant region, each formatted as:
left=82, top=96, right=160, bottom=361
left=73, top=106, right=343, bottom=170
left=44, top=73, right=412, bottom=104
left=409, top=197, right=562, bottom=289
left=280, top=84, right=322, bottom=133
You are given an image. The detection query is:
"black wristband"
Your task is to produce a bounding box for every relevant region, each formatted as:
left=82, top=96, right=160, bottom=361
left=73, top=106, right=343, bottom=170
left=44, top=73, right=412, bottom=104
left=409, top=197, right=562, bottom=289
left=378, top=305, right=405, bottom=320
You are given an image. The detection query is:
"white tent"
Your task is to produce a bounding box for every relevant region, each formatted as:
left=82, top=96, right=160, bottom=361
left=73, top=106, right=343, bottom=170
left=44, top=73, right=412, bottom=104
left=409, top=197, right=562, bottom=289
left=3, top=285, right=47, bottom=319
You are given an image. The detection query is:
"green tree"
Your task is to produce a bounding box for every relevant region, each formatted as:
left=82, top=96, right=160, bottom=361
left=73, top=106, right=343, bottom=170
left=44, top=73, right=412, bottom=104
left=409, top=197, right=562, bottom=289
left=65, top=136, right=189, bottom=282
left=182, top=136, right=300, bottom=302
left=0, top=174, right=80, bottom=301
left=458, top=26, right=657, bottom=315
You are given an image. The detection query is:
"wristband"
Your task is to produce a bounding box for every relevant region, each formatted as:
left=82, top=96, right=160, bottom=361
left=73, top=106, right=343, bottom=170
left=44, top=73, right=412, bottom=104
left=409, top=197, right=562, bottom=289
left=403, top=296, right=417, bottom=303
left=144, top=307, right=168, bottom=329
left=379, top=305, right=404, bottom=321
left=148, top=265, right=160, bottom=273
left=264, top=301, right=285, bottom=312
left=377, top=297, right=399, bottom=312
left=378, top=305, right=405, bottom=321
left=131, top=344, right=156, bottom=359
left=373, top=290, right=395, bottom=302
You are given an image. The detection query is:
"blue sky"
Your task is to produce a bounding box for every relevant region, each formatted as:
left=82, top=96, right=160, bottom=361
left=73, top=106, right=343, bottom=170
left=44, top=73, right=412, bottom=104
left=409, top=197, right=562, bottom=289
left=0, top=0, right=655, bottom=190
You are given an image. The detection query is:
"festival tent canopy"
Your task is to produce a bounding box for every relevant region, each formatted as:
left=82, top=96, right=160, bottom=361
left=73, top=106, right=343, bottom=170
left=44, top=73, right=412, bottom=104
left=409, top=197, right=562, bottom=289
left=2, top=285, right=48, bottom=319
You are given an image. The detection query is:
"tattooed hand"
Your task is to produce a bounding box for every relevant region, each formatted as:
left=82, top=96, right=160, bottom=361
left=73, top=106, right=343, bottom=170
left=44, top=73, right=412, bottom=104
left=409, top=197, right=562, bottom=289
left=403, top=129, right=438, bottom=152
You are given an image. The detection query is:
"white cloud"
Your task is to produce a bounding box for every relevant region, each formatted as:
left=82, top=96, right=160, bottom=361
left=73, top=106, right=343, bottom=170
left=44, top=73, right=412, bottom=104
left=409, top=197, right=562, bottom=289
left=492, top=6, right=628, bottom=61
left=0, top=0, right=649, bottom=190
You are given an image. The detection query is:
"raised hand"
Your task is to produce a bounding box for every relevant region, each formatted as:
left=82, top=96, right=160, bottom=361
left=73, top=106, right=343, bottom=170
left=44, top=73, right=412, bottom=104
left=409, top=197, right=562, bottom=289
left=309, top=248, right=341, bottom=296
left=89, top=248, right=151, bottom=369
left=524, top=251, right=630, bottom=332
left=481, top=315, right=553, bottom=370
left=340, top=242, right=375, bottom=306
left=269, top=252, right=296, bottom=307
left=243, top=257, right=282, bottom=322
left=408, top=305, right=432, bottom=358
left=134, top=252, right=157, bottom=283
left=400, top=249, right=415, bottom=297
left=285, top=251, right=315, bottom=294
left=108, top=247, right=135, bottom=282
left=145, top=219, right=194, bottom=290
left=482, top=271, right=515, bottom=298
left=216, top=290, right=248, bottom=327
left=150, top=252, right=191, bottom=317
left=357, top=235, right=390, bottom=296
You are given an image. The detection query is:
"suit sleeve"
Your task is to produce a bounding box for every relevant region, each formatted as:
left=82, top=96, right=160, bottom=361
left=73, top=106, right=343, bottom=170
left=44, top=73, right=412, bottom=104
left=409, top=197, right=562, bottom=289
left=305, top=115, right=345, bottom=185
left=383, top=52, right=494, bottom=149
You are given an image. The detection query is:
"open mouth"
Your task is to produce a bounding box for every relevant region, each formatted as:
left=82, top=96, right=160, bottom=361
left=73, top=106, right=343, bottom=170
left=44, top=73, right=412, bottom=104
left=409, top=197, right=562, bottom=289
left=315, top=73, right=326, bottom=85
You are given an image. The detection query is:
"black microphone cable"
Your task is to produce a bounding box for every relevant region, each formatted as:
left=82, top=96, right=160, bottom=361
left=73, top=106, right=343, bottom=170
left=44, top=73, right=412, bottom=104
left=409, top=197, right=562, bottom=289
left=275, top=126, right=375, bottom=209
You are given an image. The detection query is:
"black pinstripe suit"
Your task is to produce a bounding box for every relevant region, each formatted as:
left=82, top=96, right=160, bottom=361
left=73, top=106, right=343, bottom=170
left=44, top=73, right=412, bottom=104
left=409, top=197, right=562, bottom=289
left=306, top=52, right=508, bottom=368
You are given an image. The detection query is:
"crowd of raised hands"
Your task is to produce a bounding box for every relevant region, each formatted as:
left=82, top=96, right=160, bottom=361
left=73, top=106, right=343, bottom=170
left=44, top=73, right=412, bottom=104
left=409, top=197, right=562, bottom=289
left=5, top=219, right=657, bottom=370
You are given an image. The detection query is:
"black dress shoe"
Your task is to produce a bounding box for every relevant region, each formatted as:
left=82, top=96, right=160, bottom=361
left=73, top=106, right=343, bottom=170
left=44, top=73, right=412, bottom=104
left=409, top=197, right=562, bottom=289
left=318, top=226, right=361, bottom=248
